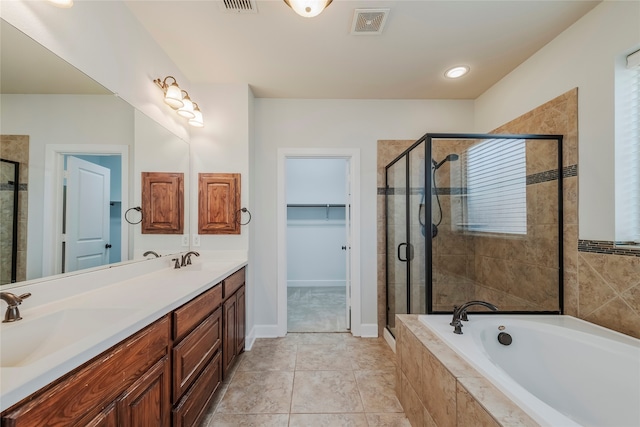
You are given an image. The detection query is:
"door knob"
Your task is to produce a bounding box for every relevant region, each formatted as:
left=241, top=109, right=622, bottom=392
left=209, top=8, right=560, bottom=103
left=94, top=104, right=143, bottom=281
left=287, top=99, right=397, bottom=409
left=105, top=244, right=112, bottom=249
left=341, top=246, right=347, bottom=250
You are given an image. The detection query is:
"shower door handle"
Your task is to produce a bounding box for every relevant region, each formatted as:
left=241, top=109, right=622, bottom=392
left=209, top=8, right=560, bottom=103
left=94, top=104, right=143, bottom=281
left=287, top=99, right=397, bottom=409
left=397, top=243, right=414, bottom=262
left=397, top=243, right=408, bottom=262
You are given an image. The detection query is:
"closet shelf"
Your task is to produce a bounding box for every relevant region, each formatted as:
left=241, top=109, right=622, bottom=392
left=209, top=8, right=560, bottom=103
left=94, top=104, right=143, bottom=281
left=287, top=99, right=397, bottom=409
left=286, top=204, right=346, bottom=208
left=287, top=204, right=346, bottom=220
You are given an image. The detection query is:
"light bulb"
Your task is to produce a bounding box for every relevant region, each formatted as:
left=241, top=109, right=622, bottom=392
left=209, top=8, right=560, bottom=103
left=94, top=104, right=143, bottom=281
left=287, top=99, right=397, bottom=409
left=444, top=66, right=470, bottom=79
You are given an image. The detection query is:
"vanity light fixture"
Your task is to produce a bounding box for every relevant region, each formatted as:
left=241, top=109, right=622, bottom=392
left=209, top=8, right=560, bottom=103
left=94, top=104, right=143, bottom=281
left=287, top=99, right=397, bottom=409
left=47, top=0, right=73, bottom=8
left=154, top=76, right=204, bottom=127
left=444, top=65, right=470, bottom=79
left=284, top=0, right=332, bottom=18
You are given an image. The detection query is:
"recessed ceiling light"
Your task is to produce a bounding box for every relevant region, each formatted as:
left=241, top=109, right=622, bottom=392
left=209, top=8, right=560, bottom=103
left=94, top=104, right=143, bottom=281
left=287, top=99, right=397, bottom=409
left=444, top=66, right=470, bottom=79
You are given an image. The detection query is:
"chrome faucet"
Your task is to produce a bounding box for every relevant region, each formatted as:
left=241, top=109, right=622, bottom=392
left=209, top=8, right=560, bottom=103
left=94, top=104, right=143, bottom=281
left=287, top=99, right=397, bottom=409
left=450, top=300, right=498, bottom=334
left=143, top=250, right=160, bottom=258
left=1, top=292, right=32, bottom=322
left=181, top=251, right=200, bottom=267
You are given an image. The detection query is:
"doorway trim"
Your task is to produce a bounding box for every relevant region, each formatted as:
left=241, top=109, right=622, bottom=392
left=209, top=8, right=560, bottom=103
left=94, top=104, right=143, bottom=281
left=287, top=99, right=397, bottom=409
left=277, top=148, right=361, bottom=336
left=43, top=144, right=129, bottom=277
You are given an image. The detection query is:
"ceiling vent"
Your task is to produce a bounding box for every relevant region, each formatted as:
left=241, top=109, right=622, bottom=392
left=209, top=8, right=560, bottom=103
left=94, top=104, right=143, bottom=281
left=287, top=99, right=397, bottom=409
left=219, top=0, right=258, bottom=14
left=351, top=8, right=389, bottom=35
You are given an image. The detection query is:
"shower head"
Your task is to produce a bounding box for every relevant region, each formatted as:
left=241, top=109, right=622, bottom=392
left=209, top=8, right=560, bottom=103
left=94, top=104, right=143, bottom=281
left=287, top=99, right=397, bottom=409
left=433, top=153, right=459, bottom=170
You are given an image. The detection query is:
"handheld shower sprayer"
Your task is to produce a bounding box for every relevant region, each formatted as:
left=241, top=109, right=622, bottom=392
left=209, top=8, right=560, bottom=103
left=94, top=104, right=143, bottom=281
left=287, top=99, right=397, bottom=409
left=430, top=153, right=460, bottom=238
left=433, top=153, right=460, bottom=170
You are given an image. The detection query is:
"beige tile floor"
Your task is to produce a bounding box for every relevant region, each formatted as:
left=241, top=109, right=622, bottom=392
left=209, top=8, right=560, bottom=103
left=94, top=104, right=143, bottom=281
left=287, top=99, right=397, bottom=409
left=287, top=287, right=348, bottom=333
left=200, top=333, right=410, bottom=427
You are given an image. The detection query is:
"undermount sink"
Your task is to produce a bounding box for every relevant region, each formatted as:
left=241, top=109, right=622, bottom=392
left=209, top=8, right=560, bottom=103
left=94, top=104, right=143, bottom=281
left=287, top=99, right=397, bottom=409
left=0, top=308, right=136, bottom=368
left=184, top=260, right=239, bottom=272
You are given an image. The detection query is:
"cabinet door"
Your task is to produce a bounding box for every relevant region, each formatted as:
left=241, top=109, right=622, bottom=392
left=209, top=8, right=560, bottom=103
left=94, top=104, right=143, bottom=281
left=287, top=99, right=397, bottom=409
left=222, top=295, right=237, bottom=379
left=198, top=173, right=240, bottom=235
left=141, top=172, right=184, bottom=234
left=118, top=356, right=171, bottom=427
left=236, top=286, right=245, bottom=355
left=80, top=403, right=117, bottom=427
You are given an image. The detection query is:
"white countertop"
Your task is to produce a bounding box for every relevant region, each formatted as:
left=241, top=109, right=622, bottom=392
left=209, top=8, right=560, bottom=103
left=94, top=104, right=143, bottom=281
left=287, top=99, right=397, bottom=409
left=0, top=257, right=247, bottom=412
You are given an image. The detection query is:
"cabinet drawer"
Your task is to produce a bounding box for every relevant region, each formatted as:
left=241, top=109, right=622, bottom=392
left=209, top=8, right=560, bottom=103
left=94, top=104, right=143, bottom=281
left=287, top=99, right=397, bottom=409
left=172, top=351, right=222, bottom=427
left=172, top=308, right=222, bottom=403
left=222, top=267, right=245, bottom=299
left=1, top=316, right=170, bottom=427
left=173, top=284, right=222, bottom=340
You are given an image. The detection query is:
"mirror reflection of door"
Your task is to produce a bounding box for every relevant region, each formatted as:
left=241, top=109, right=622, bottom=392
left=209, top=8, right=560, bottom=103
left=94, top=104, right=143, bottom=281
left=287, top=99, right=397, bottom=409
left=63, top=156, right=118, bottom=273
left=1, top=159, right=19, bottom=284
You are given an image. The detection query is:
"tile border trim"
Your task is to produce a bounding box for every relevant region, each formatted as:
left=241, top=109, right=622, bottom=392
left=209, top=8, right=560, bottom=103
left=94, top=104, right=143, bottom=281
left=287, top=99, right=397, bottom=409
left=578, top=239, right=640, bottom=257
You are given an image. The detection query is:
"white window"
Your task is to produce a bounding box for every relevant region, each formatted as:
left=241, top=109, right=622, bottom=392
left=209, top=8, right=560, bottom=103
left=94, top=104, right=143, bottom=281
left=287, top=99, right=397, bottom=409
left=464, top=138, right=527, bottom=235
left=615, top=48, right=640, bottom=245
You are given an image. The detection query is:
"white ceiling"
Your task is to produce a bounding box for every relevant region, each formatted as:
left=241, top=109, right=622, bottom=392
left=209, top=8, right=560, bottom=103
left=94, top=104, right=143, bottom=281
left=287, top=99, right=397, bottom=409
left=125, top=0, right=600, bottom=99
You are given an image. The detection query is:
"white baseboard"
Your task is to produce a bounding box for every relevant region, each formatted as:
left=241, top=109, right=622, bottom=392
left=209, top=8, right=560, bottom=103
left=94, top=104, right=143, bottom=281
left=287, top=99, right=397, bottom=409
left=358, top=323, right=379, bottom=338
left=287, top=280, right=346, bottom=288
left=244, top=326, right=256, bottom=351
left=253, top=324, right=283, bottom=338
left=383, top=327, right=396, bottom=353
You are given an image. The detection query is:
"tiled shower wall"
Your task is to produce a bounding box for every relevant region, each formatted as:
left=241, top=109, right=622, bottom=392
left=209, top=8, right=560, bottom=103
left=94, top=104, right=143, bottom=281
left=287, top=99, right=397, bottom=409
left=1, top=135, right=29, bottom=284
left=377, top=88, right=640, bottom=339
left=429, top=137, right=561, bottom=313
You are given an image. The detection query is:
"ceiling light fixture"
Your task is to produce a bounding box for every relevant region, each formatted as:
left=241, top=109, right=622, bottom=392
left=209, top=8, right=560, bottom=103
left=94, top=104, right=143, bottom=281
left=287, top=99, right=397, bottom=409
left=47, top=0, right=73, bottom=8
left=284, top=0, right=332, bottom=18
left=154, top=76, right=204, bottom=127
left=444, top=65, right=470, bottom=79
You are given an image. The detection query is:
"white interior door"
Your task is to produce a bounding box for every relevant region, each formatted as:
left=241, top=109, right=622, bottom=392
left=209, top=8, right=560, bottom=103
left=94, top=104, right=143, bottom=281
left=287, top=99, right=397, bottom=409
left=345, top=160, right=352, bottom=330
left=65, top=156, right=111, bottom=273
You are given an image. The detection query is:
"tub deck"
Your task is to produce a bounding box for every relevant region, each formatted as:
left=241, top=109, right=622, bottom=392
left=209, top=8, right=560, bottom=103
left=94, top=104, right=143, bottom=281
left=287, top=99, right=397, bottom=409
left=396, top=314, right=540, bottom=427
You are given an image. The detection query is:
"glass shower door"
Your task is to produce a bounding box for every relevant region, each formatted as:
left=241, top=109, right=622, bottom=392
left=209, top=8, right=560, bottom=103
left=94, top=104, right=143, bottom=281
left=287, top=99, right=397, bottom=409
left=385, top=157, right=407, bottom=336
left=408, top=141, right=426, bottom=314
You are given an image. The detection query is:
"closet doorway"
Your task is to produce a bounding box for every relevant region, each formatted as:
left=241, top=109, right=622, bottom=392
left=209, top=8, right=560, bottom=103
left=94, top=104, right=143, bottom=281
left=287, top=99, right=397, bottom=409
left=286, top=158, right=349, bottom=332
left=277, top=148, right=361, bottom=336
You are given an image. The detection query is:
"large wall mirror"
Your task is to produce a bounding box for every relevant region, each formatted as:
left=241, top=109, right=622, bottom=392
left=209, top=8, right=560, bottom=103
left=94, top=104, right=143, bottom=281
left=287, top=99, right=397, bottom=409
left=0, top=19, right=190, bottom=287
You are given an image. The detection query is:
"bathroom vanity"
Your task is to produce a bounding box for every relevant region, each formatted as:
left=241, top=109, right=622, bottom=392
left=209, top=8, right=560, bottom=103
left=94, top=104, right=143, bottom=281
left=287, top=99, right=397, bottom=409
left=0, top=259, right=246, bottom=427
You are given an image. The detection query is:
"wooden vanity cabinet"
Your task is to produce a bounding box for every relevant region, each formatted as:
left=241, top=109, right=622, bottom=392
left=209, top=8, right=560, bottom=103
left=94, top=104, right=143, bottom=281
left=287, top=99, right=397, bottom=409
left=222, top=267, right=246, bottom=379
left=1, top=316, right=171, bottom=427
left=0, top=267, right=246, bottom=427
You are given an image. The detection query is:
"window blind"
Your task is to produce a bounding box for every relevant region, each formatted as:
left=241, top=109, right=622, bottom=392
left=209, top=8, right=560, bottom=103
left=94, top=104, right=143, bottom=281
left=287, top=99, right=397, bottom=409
left=618, top=49, right=640, bottom=243
left=464, top=138, right=527, bottom=234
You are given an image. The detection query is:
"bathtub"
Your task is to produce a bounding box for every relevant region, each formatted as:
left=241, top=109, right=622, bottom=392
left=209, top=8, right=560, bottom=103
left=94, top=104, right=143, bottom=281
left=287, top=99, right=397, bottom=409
left=419, top=315, right=640, bottom=427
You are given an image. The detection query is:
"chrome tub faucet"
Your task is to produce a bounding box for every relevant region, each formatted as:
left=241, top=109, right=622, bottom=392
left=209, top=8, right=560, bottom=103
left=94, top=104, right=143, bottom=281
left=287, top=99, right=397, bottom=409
left=450, top=300, right=498, bottom=334
left=1, top=291, right=32, bottom=322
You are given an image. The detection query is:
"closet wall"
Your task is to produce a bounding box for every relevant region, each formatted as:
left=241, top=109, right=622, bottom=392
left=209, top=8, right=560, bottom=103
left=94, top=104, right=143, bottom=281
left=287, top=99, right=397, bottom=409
left=286, top=159, right=347, bottom=287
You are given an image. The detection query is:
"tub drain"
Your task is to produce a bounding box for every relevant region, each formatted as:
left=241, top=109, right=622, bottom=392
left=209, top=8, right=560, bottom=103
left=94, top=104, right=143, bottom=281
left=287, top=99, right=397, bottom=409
left=498, top=332, right=513, bottom=346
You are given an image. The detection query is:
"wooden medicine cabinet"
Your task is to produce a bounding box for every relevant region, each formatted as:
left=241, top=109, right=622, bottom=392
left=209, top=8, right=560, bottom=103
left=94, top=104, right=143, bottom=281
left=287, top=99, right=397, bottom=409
left=198, top=173, right=241, bottom=235
left=141, top=172, right=184, bottom=234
